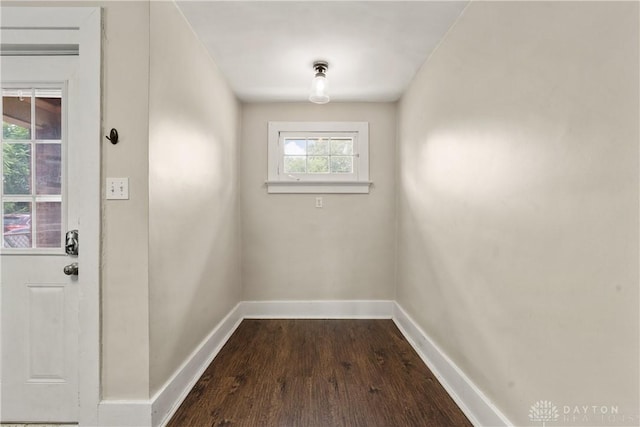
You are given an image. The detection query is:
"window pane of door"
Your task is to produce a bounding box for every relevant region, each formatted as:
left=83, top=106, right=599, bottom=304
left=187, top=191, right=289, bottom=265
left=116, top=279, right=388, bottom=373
left=2, top=92, right=32, bottom=140
left=35, top=144, right=62, bottom=195
left=3, top=143, right=32, bottom=194
left=3, top=201, right=32, bottom=248
left=35, top=201, right=61, bottom=248
left=35, top=95, right=62, bottom=140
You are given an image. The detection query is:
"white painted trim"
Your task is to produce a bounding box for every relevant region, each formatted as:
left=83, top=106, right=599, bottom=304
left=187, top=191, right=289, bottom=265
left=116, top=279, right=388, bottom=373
left=265, top=181, right=372, bottom=194
left=76, top=8, right=102, bottom=426
left=392, top=303, right=512, bottom=427
left=150, top=303, right=244, bottom=427
left=1, top=28, right=80, bottom=47
left=98, top=400, right=152, bottom=427
left=0, top=7, right=98, bottom=27
left=242, top=300, right=394, bottom=319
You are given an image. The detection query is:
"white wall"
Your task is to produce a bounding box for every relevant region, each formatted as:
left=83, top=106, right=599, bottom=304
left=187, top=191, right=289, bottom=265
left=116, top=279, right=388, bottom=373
left=99, top=1, right=151, bottom=400
left=241, top=103, right=396, bottom=301
left=148, top=2, right=242, bottom=396
left=397, top=2, right=639, bottom=425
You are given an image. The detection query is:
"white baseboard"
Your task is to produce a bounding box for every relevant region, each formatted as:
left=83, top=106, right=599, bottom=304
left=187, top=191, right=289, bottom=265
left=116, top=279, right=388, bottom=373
left=97, top=300, right=509, bottom=427
left=150, top=303, right=244, bottom=427
left=241, top=299, right=395, bottom=319
left=98, top=400, right=152, bottom=427
left=392, top=303, right=512, bottom=427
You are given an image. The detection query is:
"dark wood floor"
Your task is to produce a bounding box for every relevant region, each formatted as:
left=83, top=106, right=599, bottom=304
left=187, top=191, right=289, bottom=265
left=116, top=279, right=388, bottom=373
left=168, top=319, right=472, bottom=427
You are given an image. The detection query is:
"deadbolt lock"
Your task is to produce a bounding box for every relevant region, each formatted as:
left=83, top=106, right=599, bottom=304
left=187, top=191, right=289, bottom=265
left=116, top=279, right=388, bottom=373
left=65, top=229, right=79, bottom=256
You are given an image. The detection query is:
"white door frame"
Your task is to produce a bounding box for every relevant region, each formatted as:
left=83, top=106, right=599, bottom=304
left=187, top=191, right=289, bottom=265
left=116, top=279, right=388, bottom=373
left=0, top=7, right=102, bottom=425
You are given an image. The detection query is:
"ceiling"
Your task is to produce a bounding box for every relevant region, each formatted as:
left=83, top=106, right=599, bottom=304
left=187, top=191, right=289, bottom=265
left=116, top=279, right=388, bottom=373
left=175, top=1, right=468, bottom=103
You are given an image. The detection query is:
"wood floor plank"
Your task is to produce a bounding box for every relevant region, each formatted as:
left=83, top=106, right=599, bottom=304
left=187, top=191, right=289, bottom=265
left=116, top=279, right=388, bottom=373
left=168, top=319, right=472, bottom=427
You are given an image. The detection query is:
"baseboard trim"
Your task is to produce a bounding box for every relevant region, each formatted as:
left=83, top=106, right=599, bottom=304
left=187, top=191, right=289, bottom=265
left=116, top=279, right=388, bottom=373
left=150, top=302, right=244, bottom=427
left=241, top=299, right=395, bottom=319
left=392, top=303, right=512, bottom=427
left=97, top=400, right=152, bottom=427
left=98, top=300, right=509, bottom=427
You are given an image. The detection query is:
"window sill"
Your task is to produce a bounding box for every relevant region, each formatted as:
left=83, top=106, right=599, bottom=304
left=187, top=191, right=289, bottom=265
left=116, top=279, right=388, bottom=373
left=265, top=180, right=372, bottom=194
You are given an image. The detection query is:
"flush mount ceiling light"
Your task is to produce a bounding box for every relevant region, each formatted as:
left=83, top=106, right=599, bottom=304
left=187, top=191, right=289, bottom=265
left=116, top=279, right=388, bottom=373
left=309, top=61, right=330, bottom=104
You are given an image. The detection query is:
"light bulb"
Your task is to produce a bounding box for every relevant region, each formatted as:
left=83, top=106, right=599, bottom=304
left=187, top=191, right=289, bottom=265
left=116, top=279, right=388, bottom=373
left=309, top=75, right=329, bottom=104
left=309, top=61, right=330, bottom=104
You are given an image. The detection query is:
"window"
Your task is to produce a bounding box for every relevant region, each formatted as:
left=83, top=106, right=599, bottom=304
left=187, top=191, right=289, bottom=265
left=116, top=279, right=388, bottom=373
left=267, top=122, right=370, bottom=193
left=1, top=86, right=65, bottom=251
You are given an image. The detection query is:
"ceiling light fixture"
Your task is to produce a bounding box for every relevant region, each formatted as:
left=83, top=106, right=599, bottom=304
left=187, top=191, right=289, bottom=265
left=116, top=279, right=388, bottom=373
left=309, top=61, right=330, bottom=104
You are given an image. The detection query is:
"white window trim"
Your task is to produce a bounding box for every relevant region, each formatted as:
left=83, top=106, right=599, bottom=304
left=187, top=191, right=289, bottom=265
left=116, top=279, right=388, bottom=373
left=266, top=121, right=371, bottom=194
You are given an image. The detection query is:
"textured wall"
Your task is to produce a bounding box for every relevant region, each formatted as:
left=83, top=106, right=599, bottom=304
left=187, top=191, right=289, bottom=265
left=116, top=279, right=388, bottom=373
left=241, top=103, right=397, bottom=301
left=99, top=1, right=151, bottom=400
left=397, top=2, right=639, bottom=425
left=148, top=1, right=242, bottom=396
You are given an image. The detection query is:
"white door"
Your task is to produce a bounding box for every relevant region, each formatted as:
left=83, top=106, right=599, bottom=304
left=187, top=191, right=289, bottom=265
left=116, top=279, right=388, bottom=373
left=0, top=9, right=101, bottom=424
left=0, top=56, right=81, bottom=423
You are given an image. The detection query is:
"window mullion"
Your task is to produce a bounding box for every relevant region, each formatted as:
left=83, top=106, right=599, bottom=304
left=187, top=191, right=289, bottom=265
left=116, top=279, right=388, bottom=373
left=304, top=137, right=309, bottom=174
left=30, top=92, right=37, bottom=248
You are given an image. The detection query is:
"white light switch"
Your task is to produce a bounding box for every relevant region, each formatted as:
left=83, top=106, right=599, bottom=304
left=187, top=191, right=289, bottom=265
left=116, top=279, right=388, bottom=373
left=106, top=177, right=129, bottom=200
left=315, top=197, right=323, bottom=208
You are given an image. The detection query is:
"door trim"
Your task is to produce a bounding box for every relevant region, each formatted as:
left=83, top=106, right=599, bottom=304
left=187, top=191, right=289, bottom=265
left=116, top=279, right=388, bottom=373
left=0, top=7, right=102, bottom=425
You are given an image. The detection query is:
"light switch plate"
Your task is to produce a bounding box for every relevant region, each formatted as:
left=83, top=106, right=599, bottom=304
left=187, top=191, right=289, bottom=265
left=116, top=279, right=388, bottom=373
left=106, top=177, right=129, bottom=200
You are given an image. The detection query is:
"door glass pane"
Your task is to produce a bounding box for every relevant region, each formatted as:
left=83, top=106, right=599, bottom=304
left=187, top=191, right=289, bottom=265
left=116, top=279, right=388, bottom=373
left=35, top=93, right=62, bottom=140
left=2, top=92, right=32, bottom=140
left=35, top=202, right=61, bottom=248
left=35, top=144, right=62, bottom=195
left=1, top=85, right=65, bottom=252
left=3, top=201, right=32, bottom=248
left=3, top=143, right=32, bottom=194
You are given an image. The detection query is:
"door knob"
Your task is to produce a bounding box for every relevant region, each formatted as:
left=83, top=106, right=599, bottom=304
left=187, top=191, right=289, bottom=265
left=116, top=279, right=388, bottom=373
left=63, top=262, right=78, bottom=276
